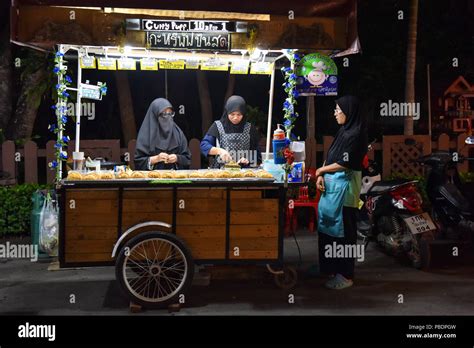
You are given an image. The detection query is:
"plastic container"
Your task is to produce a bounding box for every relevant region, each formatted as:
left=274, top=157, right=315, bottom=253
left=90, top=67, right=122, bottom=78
left=272, top=139, right=287, bottom=164
left=290, top=141, right=306, bottom=162
left=273, top=124, right=285, bottom=140
left=263, top=160, right=285, bottom=182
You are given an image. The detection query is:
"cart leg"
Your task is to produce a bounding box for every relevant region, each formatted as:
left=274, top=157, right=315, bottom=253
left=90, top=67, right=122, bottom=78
left=167, top=303, right=182, bottom=313
left=129, top=301, right=143, bottom=313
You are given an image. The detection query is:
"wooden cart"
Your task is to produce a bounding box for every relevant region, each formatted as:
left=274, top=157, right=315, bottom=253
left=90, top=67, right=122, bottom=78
left=59, top=180, right=296, bottom=308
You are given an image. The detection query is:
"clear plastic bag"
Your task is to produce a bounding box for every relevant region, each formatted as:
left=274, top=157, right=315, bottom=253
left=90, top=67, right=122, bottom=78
left=39, top=195, right=59, bottom=256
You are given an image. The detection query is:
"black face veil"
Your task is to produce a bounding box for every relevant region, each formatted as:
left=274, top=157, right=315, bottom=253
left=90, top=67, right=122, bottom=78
left=135, top=98, right=184, bottom=155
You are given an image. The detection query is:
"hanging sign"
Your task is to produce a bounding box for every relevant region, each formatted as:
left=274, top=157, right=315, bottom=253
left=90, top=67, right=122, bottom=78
left=117, top=58, right=137, bottom=70
left=80, top=56, right=96, bottom=69
left=250, top=62, right=273, bottom=75
left=185, top=60, right=200, bottom=69
left=140, top=58, right=158, bottom=71
left=80, top=84, right=102, bottom=101
left=97, top=58, right=117, bottom=70
left=295, top=53, right=338, bottom=96
left=126, top=19, right=247, bottom=33
left=230, top=60, right=249, bottom=74
left=201, top=59, right=228, bottom=71
left=159, top=60, right=185, bottom=70
left=146, top=32, right=231, bottom=51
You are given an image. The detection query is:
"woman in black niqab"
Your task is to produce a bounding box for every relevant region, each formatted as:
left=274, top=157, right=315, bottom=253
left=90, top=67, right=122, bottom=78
left=135, top=98, right=191, bottom=170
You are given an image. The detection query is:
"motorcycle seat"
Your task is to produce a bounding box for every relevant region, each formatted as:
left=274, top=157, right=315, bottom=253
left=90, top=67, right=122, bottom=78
left=367, top=179, right=417, bottom=196
left=439, top=183, right=470, bottom=213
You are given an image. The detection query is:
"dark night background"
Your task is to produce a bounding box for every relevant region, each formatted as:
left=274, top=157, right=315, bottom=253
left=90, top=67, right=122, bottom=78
left=1, top=0, right=474, bottom=147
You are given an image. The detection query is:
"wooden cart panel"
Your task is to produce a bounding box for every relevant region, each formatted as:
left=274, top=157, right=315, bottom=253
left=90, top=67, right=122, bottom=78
left=229, top=190, right=279, bottom=260
left=64, top=189, right=119, bottom=263
left=60, top=184, right=283, bottom=267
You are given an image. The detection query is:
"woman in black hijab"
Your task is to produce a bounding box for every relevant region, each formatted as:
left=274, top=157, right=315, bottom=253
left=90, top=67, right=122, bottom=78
left=135, top=98, right=191, bottom=170
left=315, top=95, right=367, bottom=290
left=200, top=95, right=261, bottom=168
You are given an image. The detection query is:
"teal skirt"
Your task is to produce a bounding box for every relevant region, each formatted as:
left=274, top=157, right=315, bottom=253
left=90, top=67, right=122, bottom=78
left=317, top=171, right=352, bottom=238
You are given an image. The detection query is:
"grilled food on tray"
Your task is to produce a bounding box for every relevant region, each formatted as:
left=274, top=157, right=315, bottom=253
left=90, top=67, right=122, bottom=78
left=83, top=172, right=100, bottom=180
left=67, top=171, right=83, bottom=181
left=188, top=171, right=201, bottom=178
left=117, top=171, right=131, bottom=179
left=131, top=171, right=146, bottom=178
left=65, top=169, right=274, bottom=181
left=224, top=160, right=240, bottom=169
left=216, top=170, right=232, bottom=178
left=174, top=171, right=189, bottom=179
left=203, top=170, right=217, bottom=178
left=231, top=171, right=244, bottom=178
left=256, top=170, right=274, bottom=179
left=147, top=170, right=162, bottom=178
left=242, top=170, right=257, bottom=178
left=161, top=171, right=174, bottom=179
left=100, top=171, right=115, bottom=180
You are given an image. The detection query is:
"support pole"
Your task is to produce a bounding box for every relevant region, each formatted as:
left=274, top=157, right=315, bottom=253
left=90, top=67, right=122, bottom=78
left=57, top=44, right=64, bottom=181
left=265, top=65, right=276, bottom=160
left=75, top=50, right=82, bottom=153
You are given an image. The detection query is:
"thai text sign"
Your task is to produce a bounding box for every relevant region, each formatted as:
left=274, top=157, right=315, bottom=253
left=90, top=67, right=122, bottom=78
left=146, top=31, right=231, bottom=51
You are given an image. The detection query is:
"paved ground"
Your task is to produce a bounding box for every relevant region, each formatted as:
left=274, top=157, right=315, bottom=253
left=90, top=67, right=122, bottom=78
left=1, top=232, right=473, bottom=315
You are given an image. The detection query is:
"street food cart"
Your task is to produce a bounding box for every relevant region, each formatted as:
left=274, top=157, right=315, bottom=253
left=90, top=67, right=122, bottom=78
left=54, top=42, right=299, bottom=308
left=60, top=174, right=289, bottom=308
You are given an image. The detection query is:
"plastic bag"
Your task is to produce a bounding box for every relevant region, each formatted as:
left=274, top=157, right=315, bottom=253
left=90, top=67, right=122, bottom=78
left=39, top=194, right=59, bottom=256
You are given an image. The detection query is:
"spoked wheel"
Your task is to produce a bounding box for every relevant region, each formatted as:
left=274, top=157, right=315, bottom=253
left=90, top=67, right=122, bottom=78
left=274, top=266, right=298, bottom=290
left=115, top=231, right=194, bottom=308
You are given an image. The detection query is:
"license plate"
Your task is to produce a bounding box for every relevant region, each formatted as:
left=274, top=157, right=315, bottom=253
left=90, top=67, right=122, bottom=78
left=403, top=213, right=437, bottom=235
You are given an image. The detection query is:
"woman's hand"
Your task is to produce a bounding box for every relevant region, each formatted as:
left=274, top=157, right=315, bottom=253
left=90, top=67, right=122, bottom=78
left=218, top=148, right=232, bottom=162
left=315, top=167, right=325, bottom=177
left=167, top=154, right=178, bottom=164
left=151, top=152, right=169, bottom=164
left=237, top=158, right=249, bottom=166
left=316, top=175, right=325, bottom=192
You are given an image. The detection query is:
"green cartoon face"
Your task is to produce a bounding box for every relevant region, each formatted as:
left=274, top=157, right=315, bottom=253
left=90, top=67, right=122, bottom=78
left=296, top=53, right=338, bottom=85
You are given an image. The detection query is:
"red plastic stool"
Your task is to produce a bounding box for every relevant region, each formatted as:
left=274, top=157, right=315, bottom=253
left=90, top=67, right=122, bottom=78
left=285, top=186, right=320, bottom=235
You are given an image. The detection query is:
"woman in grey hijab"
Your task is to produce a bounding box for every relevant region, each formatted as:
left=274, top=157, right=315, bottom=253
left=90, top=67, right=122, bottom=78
left=135, top=98, right=191, bottom=170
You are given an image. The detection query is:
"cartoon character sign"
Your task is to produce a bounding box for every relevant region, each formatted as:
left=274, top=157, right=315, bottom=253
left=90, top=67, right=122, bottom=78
left=296, top=53, right=338, bottom=96
left=306, top=61, right=328, bottom=86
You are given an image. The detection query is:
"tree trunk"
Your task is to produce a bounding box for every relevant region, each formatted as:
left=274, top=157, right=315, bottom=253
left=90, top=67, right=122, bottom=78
left=197, top=70, right=213, bottom=136
left=0, top=16, right=12, bottom=133
left=223, top=74, right=236, bottom=105
left=7, top=67, right=48, bottom=140
left=403, top=0, right=418, bottom=136
left=306, top=96, right=317, bottom=169
left=114, top=71, right=137, bottom=143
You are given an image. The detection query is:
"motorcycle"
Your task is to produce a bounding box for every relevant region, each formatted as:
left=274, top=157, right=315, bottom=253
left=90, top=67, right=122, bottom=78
left=415, top=150, right=474, bottom=242
left=357, top=142, right=436, bottom=269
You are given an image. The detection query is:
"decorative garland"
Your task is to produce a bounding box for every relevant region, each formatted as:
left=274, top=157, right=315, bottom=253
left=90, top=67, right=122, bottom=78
left=49, top=51, right=71, bottom=183
left=281, top=50, right=301, bottom=139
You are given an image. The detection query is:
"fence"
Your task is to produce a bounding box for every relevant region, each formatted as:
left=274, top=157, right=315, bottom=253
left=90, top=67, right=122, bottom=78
left=1, top=133, right=472, bottom=185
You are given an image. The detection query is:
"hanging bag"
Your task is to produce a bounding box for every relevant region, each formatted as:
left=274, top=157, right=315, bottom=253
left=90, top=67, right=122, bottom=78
left=39, top=193, right=59, bottom=256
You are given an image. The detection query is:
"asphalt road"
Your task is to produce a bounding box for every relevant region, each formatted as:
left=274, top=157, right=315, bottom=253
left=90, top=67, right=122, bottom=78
left=1, top=233, right=473, bottom=315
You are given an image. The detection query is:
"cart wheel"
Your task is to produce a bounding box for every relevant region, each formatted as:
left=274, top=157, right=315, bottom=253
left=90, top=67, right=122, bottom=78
left=274, top=266, right=298, bottom=290
left=115, top=231, right=194, bottom=309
